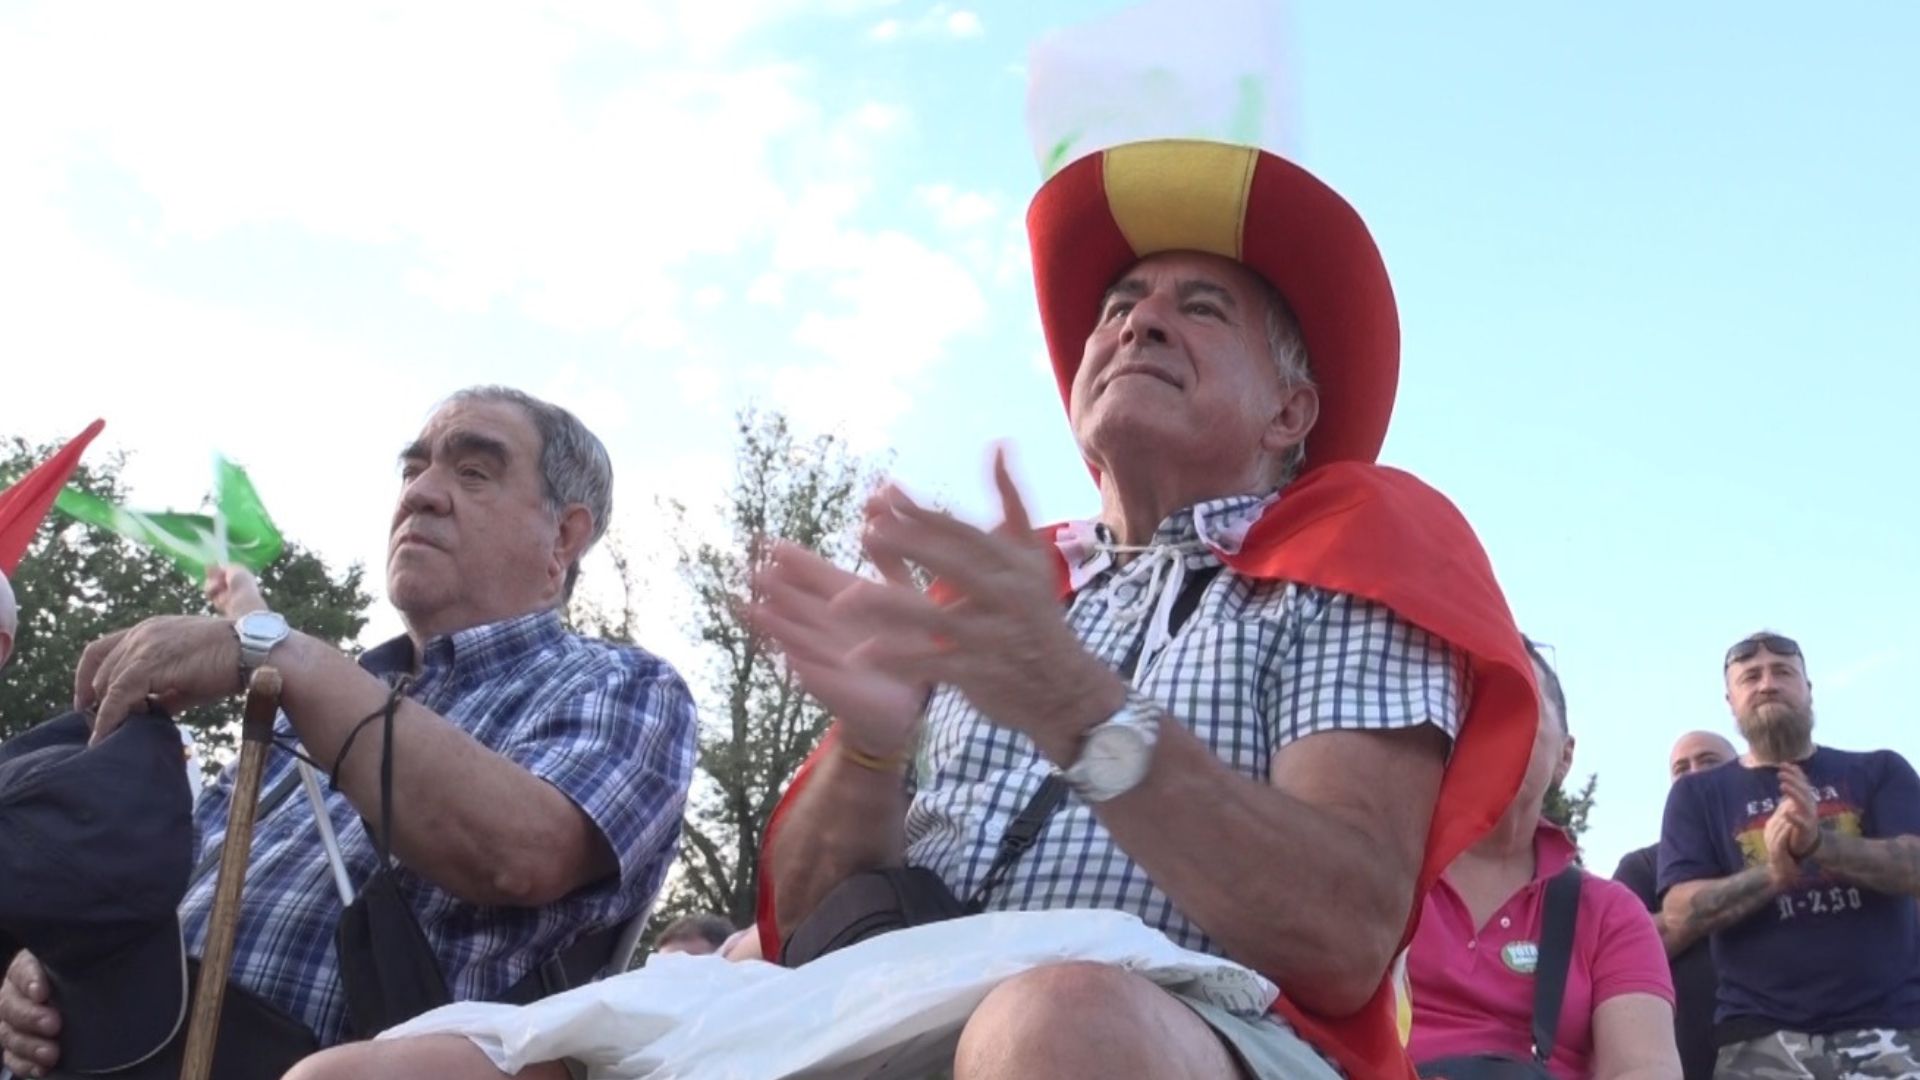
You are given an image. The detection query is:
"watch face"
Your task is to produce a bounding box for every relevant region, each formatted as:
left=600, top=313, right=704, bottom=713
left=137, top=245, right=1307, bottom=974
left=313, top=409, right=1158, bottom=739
left=239, top=611, right=289, bottom=647
left=1079, top=722, right=1153, bottom=796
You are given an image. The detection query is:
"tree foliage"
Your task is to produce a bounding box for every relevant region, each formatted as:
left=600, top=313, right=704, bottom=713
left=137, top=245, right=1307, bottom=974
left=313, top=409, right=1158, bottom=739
left=1544, top=772, right=1598, bottom=845
left=618, top=411, right=873, bottom=936
left=0, top=438, right=373, bottom=754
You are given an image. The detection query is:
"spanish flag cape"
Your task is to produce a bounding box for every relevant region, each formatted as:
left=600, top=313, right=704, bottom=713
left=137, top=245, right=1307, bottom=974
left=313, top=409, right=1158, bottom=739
left=755, top=460, right=1537, bottom=1080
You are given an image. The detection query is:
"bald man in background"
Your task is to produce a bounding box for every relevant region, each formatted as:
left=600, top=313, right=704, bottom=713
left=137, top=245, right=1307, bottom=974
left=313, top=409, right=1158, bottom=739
left=1614, top=730, right=1737, bottom=1080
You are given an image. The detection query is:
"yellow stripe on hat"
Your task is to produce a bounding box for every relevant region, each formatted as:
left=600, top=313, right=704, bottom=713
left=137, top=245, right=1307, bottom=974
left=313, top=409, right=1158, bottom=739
left=1102, top=141, right=1259, bottom=261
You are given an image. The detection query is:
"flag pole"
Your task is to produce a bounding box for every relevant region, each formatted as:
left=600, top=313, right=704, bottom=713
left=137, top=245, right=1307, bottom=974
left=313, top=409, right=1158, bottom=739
left=297, top=760, right=356, bottom=906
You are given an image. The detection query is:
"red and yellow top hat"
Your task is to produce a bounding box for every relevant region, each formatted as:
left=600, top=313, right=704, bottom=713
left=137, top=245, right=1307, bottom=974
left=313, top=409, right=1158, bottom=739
left=1027, top=139, right=1398, bottom=472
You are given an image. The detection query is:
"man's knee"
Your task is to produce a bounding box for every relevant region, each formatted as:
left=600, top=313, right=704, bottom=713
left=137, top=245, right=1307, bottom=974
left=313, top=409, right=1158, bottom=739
left=281, top=1044, right=356, bottom=1080
left=956, top=962, right=1234, bottom=1079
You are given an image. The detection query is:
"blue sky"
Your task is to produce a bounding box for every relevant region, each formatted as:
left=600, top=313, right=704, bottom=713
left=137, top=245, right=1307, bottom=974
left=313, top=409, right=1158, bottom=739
left=1, top=1, right=1914, bottom=872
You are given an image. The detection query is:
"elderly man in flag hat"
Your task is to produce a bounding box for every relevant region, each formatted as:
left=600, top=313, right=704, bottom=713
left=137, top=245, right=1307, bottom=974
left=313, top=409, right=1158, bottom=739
left=745, top=138, right=1538, bottom=1080
left=280, top=135, right=1540, bottom=1079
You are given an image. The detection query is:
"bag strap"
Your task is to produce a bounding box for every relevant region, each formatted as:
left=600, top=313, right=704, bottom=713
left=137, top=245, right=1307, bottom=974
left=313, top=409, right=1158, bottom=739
left=496, top=919, right=626, bottom=1005
left=1530, top=864, right=1584, bottom=1064
left=373, top=687, right=398, bottom=865
left=963, top=773, right=1069, bottom=914
left=962, top=561, right=1224, bottom=915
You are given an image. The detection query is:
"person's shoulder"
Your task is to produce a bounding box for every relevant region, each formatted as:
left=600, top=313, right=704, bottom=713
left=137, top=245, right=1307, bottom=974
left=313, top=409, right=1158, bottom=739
left=559, top=630, right=690, bottom=686
left=1580, top=872, right=1669, bottom=953
left=1673, top=760, right=1744, bottom=795
left=1826, top=745, right=1914, bottom=770
left=1582, top=869, right=1655, bottom=912
left=1611, top=843, right=1658, bottom=880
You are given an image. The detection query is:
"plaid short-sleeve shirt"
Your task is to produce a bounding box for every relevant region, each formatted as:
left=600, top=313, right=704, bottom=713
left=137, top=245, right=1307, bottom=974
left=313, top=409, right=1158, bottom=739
left=179, top=609, right=697, bottom=1045
left=905, top=492, right=1466, bottom=959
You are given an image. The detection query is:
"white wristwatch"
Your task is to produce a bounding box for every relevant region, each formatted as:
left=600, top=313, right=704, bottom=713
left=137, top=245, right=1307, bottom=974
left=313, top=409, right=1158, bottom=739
left=233, top=610, right=292, bottom=683
left=1062, top=693, right=1161, bottom=802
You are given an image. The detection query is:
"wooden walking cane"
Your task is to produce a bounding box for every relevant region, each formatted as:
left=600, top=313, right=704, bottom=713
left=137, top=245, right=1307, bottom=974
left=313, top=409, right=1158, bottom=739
left=178, top=666, right=282, bottom=1080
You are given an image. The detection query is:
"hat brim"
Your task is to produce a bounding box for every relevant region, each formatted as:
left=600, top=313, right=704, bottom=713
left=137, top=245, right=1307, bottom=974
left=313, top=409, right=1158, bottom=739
left=1026, top=139, right=1399, bottom=471
left=47, top=916, right=189, bottom=1074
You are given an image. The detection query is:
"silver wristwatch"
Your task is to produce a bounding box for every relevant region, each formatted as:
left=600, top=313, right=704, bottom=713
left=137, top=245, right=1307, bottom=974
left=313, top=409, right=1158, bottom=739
left=1062, top=693, right=1161, bottom=802
left=233, top=610, right=292, bottom=683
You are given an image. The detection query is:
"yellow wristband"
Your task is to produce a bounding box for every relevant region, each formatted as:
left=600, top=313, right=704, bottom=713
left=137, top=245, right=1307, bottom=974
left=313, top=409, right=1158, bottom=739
left=840, top=742, right=908, bottom=773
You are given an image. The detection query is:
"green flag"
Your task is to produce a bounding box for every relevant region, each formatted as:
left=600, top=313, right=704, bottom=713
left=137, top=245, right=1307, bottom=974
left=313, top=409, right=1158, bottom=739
left=54, top=457, right=284, bottom=581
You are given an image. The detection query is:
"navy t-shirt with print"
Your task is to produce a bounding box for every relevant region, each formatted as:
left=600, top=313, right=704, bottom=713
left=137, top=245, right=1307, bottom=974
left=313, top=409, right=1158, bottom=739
left=1658, top=746, right=1920, bottom=1036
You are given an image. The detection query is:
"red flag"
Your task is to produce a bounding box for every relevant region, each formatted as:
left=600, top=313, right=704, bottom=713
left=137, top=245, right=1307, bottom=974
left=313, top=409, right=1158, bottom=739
left=0, top=420, right=106, bottom=575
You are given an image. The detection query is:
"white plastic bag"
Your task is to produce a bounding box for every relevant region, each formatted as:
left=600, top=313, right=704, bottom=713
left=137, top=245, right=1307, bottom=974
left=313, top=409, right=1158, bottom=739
left=380, top=909, right=1277, bottom=1079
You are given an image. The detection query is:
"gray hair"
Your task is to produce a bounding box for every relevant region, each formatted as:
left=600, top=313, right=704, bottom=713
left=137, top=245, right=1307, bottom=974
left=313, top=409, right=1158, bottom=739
left=654, top=913, right=735, bottom=951
left=447, top=386, right=612, bottom=600
left=1256, top=277, right=1316, bottom=487
left=1523, top=637, right=1568, bottom=735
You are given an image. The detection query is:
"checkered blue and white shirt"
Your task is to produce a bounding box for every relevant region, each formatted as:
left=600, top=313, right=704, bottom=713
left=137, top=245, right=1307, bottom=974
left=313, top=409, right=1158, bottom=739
left=905, top=492, right=1467, bottom=959
left=179, top=609, right=697, bottom=1046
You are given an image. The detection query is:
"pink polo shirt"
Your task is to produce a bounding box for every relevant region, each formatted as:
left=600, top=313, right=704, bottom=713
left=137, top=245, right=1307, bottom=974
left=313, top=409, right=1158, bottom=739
left=1406, top=821, right=1674, bottom=1079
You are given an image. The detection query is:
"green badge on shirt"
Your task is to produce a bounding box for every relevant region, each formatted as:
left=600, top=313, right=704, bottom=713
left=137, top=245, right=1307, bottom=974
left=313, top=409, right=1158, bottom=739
left=1501, top=941, right=1539, bottom=975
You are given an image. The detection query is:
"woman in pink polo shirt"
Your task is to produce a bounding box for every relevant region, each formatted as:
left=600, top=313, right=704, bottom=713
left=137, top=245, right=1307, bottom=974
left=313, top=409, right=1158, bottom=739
left=1408, top=642, right=1679, bottom=1079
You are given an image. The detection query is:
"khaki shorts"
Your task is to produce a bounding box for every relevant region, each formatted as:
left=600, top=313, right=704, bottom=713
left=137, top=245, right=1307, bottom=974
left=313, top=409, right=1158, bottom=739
left=1177, top=996, right=1344, bottom=1080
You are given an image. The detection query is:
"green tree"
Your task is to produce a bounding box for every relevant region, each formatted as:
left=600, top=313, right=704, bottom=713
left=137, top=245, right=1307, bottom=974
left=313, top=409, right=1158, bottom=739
left=1544, top=773, right=1598, bottom=846
left=627, top=411, right=874, bottom=937
left=0, top=438, right=373, bottom=755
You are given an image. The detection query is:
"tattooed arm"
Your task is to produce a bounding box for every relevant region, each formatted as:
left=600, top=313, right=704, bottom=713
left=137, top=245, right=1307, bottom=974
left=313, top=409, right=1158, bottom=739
left=1810, top=833, right=1920, bottom=897
left=1658, top=867, right=1781, bottom=956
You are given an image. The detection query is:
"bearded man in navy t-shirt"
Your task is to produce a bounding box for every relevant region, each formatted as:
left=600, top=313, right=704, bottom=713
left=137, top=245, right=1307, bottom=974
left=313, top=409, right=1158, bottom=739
left=1659, top=631, right=1920, bottom=1077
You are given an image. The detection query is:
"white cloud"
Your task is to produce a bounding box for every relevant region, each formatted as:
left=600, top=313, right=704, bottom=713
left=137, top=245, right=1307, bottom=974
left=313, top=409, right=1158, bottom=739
left=944, top=10, right=984, bottom=38
left=917, top=183, right=999, bottom=232
left=867, top=5, right=983, bottom=43
left=778, top=226, right=989, bottom=447
left=2, top=4, right=830, bottom=343
left=0, top=0, right=988, bottom=650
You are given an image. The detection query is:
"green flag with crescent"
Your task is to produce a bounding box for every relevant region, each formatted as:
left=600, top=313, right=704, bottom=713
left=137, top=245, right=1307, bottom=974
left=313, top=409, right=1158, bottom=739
left=54, top=457, right=284, bottom=581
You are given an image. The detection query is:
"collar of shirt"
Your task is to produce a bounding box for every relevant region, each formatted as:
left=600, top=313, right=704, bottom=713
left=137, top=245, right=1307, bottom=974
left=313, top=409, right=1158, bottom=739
left=1533, top=817, right=1580, bottom=880
left=356, top=608, right=567, bottom=686
left=1053, top=490, right=1279, bottom=591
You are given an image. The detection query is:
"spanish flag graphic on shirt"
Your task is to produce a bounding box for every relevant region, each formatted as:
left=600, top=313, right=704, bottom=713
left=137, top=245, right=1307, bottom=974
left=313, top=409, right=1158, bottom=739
left=1735, top=794, right=1863, bottom=876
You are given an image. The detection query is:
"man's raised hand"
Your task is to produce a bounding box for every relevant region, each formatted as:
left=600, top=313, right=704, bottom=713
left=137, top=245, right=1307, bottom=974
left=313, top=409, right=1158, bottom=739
left=855, top=449, right=1124, bottom=763
left=205, top=564, right=267, bottom=619
left=749, top=541, right=931, bottom=762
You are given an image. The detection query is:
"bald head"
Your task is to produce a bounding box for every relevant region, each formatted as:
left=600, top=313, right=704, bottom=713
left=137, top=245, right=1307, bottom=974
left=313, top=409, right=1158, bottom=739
left=1668, top=730, right=1736, bottom=783
left=0, top=569, right=16, bottom=669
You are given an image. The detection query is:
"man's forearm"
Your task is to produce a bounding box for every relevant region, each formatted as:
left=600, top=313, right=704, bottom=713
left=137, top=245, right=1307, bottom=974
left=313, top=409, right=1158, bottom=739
left=1814, top=833, right=1920, bottom=897
left=1086, top=719, right=1443, bottom=1017
left=766, top=745, right=909, bottom=941
left=272, top=632, right=611, bottom=906
left=1660, top=868, right=1778, bottom=954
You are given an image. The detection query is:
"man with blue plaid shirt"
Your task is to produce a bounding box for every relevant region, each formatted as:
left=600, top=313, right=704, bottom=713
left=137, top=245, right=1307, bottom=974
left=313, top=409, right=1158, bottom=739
left=0, top=386, right=696, bottom=1078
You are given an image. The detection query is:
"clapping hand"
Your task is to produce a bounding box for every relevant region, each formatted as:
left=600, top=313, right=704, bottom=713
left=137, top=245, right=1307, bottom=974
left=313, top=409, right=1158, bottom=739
left=1763, top=762, right=1821, bottom=886
left=749, top=448, right=1122, bottom=767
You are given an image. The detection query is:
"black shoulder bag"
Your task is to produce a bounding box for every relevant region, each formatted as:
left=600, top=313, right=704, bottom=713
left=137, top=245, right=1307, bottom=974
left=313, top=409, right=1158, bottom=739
left=781, top=564, right=1223, bottom=967
left=334, top=682, right=453, bottom=1038
left=1416, top=865, right=1584, bottom=1080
